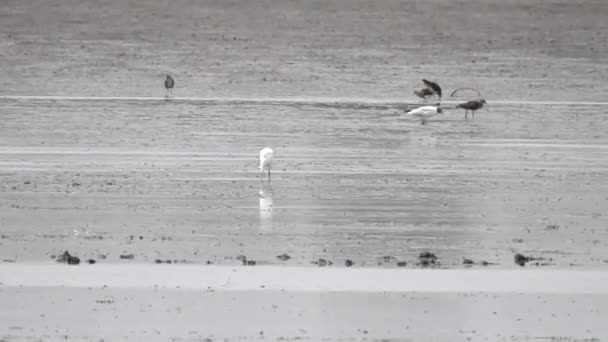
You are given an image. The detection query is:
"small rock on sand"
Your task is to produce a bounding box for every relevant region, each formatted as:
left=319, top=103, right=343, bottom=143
left=396, top=261, right=407, bottom=267
left=345, top=259, right=354, bottom=267
left=120, top=254, right=134, bottom=260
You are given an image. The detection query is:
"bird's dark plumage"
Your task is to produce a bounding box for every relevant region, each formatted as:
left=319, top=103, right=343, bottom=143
left=458, top=99, right=486, bottom=120
left=422, top=79, right=442, bottom=98
left=457, top=99, right=486, bottom=111
left=414, top=88, right=434, bottom=99
left=164, top=75, right=174, bottom=91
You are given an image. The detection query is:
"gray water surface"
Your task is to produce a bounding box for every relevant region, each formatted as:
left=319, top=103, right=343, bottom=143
left=1, top=99, right=606, bottom=268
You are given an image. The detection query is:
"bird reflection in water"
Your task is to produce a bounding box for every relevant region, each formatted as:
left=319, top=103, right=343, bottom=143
left=259, top=183, right=273, bottom=232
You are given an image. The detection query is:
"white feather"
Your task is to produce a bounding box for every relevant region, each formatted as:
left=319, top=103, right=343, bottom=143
left=259, top=147, right=274, bottom=170
left=406, top=105, right=441, bottom=119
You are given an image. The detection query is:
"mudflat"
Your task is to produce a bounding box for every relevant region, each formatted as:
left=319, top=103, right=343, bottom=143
left=1, top=0, right=608, bottom=340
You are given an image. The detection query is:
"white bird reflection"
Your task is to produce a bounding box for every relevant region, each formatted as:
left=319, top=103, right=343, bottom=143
left=259, top=183, right=273, bottom=232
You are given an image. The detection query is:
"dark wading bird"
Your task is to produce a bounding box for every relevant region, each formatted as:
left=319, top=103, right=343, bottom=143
left=457, top=99, right=486, bottom=120
left=164, top=75, right=174, bottom=95
left=414, top=79, right=442, bottom=100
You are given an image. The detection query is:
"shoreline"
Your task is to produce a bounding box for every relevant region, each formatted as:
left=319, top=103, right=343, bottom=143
left=2, top=263, right=608, bottom=294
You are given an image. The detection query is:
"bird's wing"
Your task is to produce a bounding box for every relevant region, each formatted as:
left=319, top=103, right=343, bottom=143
left=422, top=79, right=442, bottom=96
left=458, top=101, right=474, bottom=109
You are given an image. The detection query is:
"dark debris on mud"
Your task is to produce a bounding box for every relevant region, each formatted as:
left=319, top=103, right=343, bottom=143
left=514, top=253, right=553, bottom=267
left=54, top=251, right=80, bottom=265
left=154, top=259, right=195, bottom=264
left=462, top=258, right=475, bottom=266
left=381, top=255, right=397, bottom=263
left=276, top=253, right=291, bottom=261
left=235, top=255, right=257, bottom=266
left=417, top=252, right=440, bottom=268
left=313, top=258, right=333, bottom=267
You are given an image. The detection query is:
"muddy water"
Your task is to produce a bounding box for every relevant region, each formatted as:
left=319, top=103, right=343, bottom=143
left=0, top=99, right=606, bottom=268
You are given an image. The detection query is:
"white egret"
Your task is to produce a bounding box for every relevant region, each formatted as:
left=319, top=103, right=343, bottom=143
left=259, top=147, right=274, bottom=182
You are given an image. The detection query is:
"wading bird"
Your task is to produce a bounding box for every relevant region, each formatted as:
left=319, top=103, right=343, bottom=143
left=259, top=147, right=274, bottom=183
left=405, top=104, right=443, bottom=125
left=414, top=79, right=442, bottom=100
left=164, top=75, right=174, bottom=95
left=457, top=99, right=486, bottom=119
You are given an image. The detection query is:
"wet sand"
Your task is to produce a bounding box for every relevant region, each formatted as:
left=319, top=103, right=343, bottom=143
left=2, top=264, right=608, bottom=341
left=2, top=285, right=607, bottom=341
left=4, top=264, right=608, bottom=293
left=1, top=0, right=608, bottom=340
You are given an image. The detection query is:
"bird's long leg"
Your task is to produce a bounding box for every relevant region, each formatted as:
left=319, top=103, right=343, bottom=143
left=268, top=167, right=271, bottom=183
left=472, top=111, right=475, bottom=120
left=260, top=169, right=264, bottom=183
left=465, top=110, right=468, bottom=120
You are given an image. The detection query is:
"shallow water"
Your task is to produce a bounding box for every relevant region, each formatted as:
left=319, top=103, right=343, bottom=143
left=1, top=99, right=607, bottom=268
